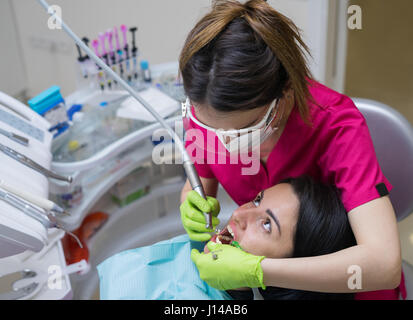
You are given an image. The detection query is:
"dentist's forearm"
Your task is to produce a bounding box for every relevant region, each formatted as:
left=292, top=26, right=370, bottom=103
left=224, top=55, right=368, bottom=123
left=260, top=244, right=401, bottom=293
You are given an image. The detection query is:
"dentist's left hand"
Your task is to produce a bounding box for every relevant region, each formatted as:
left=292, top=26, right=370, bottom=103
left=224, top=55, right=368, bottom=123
left=191, top=241, right=266, bottom=291
left=180, top=190, right=221, bottom=242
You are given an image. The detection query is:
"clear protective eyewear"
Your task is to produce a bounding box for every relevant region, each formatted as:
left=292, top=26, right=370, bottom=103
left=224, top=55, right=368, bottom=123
left=182, top=97, right=281, bottom=153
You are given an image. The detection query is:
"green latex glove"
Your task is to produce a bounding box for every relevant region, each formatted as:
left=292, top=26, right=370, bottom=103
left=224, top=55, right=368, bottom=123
left=180, top=190, right=220, bottom=241
left=191, top=241, right=266, bottom=291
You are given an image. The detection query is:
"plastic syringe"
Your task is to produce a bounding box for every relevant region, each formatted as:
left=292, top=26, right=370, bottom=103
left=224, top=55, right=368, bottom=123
left=92, top=39, right=105, bottom=91
left=106, top=29, right=118, bottom=86
left=120, top=24, right=131, bottom=79
left=36, top=0, right=213, bottom=231
left=129, top=27, right=138, bottom=80
left=98, top=32, right=112, bottom=89
left=113, top=26, right=125, bottom=79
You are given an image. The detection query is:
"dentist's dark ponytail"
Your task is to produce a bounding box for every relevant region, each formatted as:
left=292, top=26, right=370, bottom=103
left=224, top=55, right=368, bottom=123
left=179, top=0, right=314, bottom=126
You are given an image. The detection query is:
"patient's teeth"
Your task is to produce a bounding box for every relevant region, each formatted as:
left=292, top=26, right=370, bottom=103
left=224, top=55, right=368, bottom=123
left=227, top=225, right=234, bottom=238
left=216, top=237, right=222, bottom=244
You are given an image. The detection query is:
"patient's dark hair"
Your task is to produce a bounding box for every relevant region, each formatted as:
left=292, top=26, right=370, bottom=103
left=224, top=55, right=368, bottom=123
left=228, top=175, right=357, bottom=300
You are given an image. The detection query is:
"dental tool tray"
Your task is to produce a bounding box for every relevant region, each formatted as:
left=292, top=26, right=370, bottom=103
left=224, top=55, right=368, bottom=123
left=0, top=91, right=77, bottom=299
left=49, top=62, right=185, bottom=231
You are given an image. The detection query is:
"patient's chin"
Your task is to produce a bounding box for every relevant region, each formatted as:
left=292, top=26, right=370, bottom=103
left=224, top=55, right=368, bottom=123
left=203, top=244, right=210, bottom=253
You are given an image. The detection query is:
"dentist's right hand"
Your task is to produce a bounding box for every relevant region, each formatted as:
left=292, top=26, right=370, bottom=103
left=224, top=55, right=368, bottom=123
left=180, top=190, right=221, bottom=242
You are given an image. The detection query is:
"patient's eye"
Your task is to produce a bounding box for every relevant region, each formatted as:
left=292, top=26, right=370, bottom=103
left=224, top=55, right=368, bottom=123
left=253, top=191, right=263, bottom=207
left=263, top=217, right=272, bottom=233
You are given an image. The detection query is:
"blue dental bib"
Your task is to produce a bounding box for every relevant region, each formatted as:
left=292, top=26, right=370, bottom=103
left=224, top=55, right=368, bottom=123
left=97, top=234, right=232, bottom=300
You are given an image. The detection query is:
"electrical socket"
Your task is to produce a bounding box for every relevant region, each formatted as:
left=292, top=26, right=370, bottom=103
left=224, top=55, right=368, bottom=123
left=29, top=35, right=73, bottom=55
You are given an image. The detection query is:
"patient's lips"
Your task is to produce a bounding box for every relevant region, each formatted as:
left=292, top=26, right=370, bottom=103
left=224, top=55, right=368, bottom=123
left=214, top=221, right=237, bottom=244
left=204, top=220, right=239, bottom=253
left=228, top=220, right=237, bottom=241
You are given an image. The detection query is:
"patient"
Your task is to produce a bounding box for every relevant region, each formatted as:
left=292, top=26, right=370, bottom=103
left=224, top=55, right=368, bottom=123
left=219, top=176, right=357, bottom=300
left=98, top=175, right=356, bottom=300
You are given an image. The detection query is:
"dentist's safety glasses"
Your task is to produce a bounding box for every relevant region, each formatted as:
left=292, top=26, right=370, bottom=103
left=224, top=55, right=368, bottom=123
left=182, top=97, right=282, bottom=155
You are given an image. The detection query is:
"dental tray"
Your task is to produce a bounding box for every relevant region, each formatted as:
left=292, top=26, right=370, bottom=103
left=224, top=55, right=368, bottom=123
left=49, top=62, right=185, bottom=232
left=52, top=61, right=184, bottom=166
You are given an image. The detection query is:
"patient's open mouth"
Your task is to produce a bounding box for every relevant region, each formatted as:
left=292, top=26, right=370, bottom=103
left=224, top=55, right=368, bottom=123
left=214, top=224, right=235, bottom=245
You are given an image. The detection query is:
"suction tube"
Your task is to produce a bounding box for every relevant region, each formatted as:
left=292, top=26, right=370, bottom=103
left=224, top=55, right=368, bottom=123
left=36, top=0, right=213, bottom=230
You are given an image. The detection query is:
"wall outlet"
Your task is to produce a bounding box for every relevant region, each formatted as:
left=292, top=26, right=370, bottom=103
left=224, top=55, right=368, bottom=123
left=29, top=35, right=73, bottom=55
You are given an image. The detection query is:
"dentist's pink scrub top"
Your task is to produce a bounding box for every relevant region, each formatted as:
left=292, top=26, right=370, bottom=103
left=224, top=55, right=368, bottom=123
left=184, top=79, right=406, bottom=300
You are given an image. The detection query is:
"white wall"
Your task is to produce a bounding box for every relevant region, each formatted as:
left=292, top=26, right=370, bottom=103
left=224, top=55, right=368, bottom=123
left=0, top=0, right=27, bottom=97
left=2, top=0, right=347, bottom=99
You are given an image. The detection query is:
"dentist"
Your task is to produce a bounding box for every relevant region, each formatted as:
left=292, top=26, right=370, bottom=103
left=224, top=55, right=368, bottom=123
left=179, top=0, right=404, bottom=299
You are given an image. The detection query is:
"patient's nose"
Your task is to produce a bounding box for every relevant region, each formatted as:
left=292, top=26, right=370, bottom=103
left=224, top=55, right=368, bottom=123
left=232, top=205, right=251, bottom=230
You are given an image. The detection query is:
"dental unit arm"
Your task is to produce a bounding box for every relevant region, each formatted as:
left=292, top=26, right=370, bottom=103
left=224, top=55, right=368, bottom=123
left=36, top=0, right=214, bottom=231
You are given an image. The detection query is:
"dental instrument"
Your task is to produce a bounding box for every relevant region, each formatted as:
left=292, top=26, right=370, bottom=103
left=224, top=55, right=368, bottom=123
left=106, top=30, right=115, bottom=64
left=98, top=32, right=109, bottom=66
left=99, top=32, right=112, bottom=89
left=81, top=37, right=90, bottom=58
left=106, top=30, right=118, bottom=86
left=120, top=24, right=128, bottom=49
left=120, top=24, right=131, bottom=77
left=0, top=179, right=69, bottom=216
left=114, top=26, right=121, bottom=54
left=0, top=187, right=82, bottom=248
left=91, top=39, right=100, bottom=60
left=0, top=143, right=73, bottom=183
left=129, top=27, right=138, bottom=80
left=0, top=127, right=29, bottom=146
left=36, top=0, right=213, bottom=230
left=81, top=37, right=91, bottom=78
left=75, top=38, right=90, bottom=79
left=92, top=39, right=105, bottom=91
left=113, top=26, right=125, bottom=79
left=75, top=44, right=87, bottom=77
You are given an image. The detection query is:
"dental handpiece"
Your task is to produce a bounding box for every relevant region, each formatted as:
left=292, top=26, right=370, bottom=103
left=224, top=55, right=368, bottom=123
left=0, top=143, right=72, bottom=183
left=0, top=188, right=81, bottom=247
left=0, top=179, right=69, bottom=216
left=183, top=161, right=213, bottom=230
left=37, top=0, right=213, bottom=231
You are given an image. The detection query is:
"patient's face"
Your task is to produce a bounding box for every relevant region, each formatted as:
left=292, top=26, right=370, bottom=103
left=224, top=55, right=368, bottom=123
left=205, top=183, right=299, bottom=258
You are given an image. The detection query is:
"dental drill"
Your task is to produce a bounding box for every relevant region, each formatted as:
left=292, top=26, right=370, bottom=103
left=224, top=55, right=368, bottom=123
left=36, top=0, right=214, bottom=230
